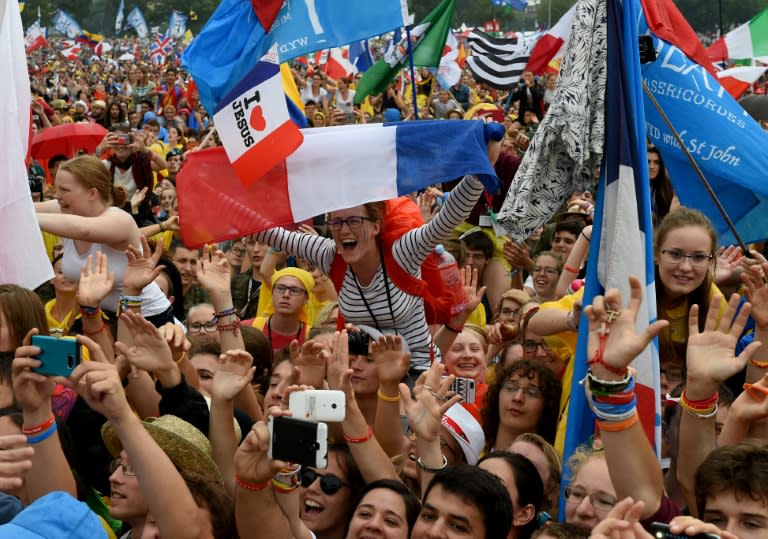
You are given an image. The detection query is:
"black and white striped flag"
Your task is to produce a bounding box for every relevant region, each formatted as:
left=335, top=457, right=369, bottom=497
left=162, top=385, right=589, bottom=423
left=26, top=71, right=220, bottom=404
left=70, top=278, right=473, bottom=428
left=467, top=28, right=521, bottom=56
left=467, top=52, right=530, bottom=89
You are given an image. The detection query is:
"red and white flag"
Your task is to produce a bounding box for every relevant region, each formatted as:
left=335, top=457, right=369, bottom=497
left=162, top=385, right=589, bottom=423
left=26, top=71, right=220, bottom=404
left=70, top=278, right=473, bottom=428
left=212, top=45, right=303, bottom=187
left=717, top=65, right=768, bottom=99
left=526, top=4, right=576, bottom=74
left=60, top=40, right=81, bottom=60
left=314, top=47, right=355, bottom=79
left=24, top=21, right=49, bottom=53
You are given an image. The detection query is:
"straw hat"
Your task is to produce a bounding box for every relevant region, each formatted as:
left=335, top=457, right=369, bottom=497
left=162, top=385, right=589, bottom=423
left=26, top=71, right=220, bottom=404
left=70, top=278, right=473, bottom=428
left=101, top=415, right=223, bottom=485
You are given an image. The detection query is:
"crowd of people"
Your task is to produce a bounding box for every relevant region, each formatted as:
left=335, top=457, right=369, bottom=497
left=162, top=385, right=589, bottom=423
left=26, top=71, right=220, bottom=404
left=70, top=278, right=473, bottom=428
left=6, top=31, right=768, bottom=539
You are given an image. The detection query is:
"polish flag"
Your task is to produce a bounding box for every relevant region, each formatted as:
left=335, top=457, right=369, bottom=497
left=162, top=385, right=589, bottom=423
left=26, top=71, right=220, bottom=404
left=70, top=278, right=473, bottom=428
left=525, top=4, right=576, bottom=74
left=314, top=47, right=355, bottom=79
left=717, top=65, right=768, bottom=99
left=60, top=41, right=81, bottom=60
left=212, top=45, right=304, bottom=187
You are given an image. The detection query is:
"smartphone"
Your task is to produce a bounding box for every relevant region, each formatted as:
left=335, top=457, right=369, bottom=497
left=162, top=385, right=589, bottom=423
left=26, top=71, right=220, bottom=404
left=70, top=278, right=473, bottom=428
left=115, top=133, right=133, bottom=145
left=648, top=523, right=719, bottom=539
left=268, top=416, right=328, bottom=468
left=443, top=376, right=476, bottom=404
left=31, top=335, right=81, bottom=377
left=289, top=390, right=346, bottom=422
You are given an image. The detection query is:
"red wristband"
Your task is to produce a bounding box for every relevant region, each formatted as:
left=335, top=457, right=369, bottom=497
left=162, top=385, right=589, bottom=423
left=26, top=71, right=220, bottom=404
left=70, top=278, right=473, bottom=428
left=235, top=475, right=271, bottom=491
left=563, top=264, right=580, bottom=274
left=22, top=415, right=56, bottom=435
left=343, top=424, right=374, bottom=444
left=681, top=390, right=718, bottom=410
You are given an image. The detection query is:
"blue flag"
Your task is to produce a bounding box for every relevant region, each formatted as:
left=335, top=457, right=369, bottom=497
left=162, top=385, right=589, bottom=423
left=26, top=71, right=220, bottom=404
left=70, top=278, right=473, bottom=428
left=115, top=0, right=124, bottom=34
left=349, top=40, right=373, bottom=73
left=168, top=11, right=187, bottom=40
left=492, top=0, right=529, bottom=11
left=52, top=10, right=81, bottom=39
left=183, top=0, right=408, bottom=114
left=562, top=0, right=661, bottom=503
left=126, top=6, right=148, bottom=39
left=639, top=13, right=768, bottom=244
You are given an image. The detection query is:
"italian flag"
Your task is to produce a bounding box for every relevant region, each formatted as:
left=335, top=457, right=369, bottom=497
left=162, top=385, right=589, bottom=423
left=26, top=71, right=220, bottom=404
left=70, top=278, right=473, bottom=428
left=717, top=65, right=768, bottom=99
left=707, top=7, right=768, bottom=63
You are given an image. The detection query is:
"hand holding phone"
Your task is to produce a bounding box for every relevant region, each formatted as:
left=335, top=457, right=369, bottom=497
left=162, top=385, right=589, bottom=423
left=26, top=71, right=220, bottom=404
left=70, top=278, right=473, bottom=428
left=442, top=376, right=476, bottom=404
left=31, top=335, right=81, bottom=377
left=649, top=522, right=720, bottom=539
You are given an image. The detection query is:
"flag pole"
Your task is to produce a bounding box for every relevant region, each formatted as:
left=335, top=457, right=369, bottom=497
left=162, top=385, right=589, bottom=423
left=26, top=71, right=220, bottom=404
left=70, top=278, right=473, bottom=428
left=641, top=80, right=749, bottom=254
left=405, top=25, right=420, bottom=120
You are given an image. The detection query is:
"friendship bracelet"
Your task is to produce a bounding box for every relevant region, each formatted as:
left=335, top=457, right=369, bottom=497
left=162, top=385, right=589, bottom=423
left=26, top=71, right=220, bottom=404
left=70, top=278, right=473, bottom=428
left=344, top=424, right=374, bottom=444
left=83, top=323, right=107, bottom=336
left=235, top=475, right=271, bottom=491
left=597, top=411, right=639, bottom=432
left=26, top=422, right=58, bottom=445
left=587, top=370, right=633, bottom=387
left=416, top=455, right=448, bottom=473
left=272, top=464, right=302, bottom=493
left=216, top=320, right=241, bottom=336
left=587, top=333, right=628, bottom=376
left=377, top=390, right=401, bottom=403
left=22, top=415, right=56, bottom=435
left=750, top=358, right=768, bottom=368
left=79, top=305, right=101, bottom=319
left=214, top=307, right=238, bottom=318
left=563, top=264, right=580, bottom=274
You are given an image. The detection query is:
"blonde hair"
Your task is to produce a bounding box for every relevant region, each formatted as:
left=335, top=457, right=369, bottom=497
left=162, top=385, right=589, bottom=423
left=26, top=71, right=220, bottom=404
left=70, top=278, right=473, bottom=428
left=462, top=323, right=488, bottom=353
left=59, top=155, right=126, bottom=208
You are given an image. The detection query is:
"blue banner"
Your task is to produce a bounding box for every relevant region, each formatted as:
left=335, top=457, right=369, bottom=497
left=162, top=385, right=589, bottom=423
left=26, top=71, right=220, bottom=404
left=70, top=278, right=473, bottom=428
left=639, top=12, right=768, bottom=244
left=168, top=11, right=187, bottom=40
left=115, top=0, right=124, bottom=34
left=127, top=6, right=148, bottom=39
left=52, top=10, right=81, bottom=39
left=183, top=0, right=408, bottom=114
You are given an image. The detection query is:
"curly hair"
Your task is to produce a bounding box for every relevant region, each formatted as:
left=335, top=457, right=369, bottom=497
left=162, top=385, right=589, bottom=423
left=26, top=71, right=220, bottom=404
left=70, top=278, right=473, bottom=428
left=482, top=360, right=562, bottom=448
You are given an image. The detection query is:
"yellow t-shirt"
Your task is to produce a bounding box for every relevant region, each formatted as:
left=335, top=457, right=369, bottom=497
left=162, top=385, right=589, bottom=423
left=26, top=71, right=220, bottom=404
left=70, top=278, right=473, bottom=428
left=45, top=299, right=79, bottom=337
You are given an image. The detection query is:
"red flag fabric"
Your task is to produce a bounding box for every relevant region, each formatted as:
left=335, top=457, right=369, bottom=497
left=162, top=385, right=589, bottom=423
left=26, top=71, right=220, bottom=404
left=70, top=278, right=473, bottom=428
left=249, top=0, right=283, bottom=32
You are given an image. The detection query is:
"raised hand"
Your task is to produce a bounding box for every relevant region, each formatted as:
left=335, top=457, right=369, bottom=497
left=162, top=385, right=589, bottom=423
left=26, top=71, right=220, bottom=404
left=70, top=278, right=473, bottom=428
left=713, top=245, right=743, bottom=286
left=69, top=335, right=132, bottom=422
left=123, top=236, right=165, bottom=295
left=195, top=246, right=232, bottom=295
left=685, top=294, right=760, bottom=394
left=590, top=497, right=652, bottom=539
left=130, top=187, right=149, bottom=214
left=458, top=266, right=486, bottom=317
left=398, top=362, right=461, bottom=443
left=371, top=335, right=410, bottom=388
left=161, top=215, right=180, bottom=232
left=158, top=322, right=189, bottom=364
left=211, top=350, right=256, bottom=402
left=326, top=331, right=350, bottom=394
left=583, top=276, right=669, bottom=378
left=78, top=252, right=115, bottom=307
left=740, top=258, right=768, bottom=329
left=234, top=420, right=289, bottom=484
left=290, top=339, right=328, bottom=389
left=114, top=310, right=176, bottom=377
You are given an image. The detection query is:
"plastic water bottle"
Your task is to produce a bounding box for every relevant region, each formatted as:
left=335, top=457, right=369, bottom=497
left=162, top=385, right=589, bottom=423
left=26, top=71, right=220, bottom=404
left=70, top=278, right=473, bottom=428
left=434, top=244, right=470, bottom=316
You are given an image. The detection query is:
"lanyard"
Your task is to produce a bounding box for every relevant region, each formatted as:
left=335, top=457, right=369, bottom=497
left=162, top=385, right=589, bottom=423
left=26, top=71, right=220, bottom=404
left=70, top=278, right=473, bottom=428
left=349, top=252, right=398, bottom=336
left=266, top=316, right=303, bottom=343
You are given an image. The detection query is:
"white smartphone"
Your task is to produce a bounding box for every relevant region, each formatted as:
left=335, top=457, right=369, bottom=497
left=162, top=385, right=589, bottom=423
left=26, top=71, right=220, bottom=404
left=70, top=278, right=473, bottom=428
left=443, top=376, right=477, bottom=404
left=289, top=390, right=346, bottom=422
left=267, top=416, right=328, bottom=468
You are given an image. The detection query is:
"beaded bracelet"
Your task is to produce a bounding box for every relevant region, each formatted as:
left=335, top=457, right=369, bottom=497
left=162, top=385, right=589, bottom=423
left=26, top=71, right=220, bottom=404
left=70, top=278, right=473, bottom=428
left=344, top=424, right=374, bottom=444
left=22, top=415, right=55, bottom=435
left=26, top=422, right=58, bottom=445
left=563, top=264, right=580, bottom=274
left=83, top=323, right=107, bottom=336
left=377, top=390, right=400, bottom=403
left=417, top=455, right=448, bottom=473
left=216, top=320, right=241, bottom=336
left=235, top=475, right=271, bottom=491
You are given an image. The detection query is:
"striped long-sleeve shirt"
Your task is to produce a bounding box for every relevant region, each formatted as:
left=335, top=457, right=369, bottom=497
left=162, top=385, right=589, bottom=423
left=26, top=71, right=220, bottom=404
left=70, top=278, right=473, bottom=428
left=255, top=175, right=484, bottom=371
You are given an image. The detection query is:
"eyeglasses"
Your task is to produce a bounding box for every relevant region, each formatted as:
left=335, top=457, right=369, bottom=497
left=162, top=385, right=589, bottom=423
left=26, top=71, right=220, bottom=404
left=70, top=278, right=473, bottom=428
left=187, top=319, right=217, bottom=333
left=522, top=340, right=550, bottom=354
left=301, top=469, right=350, bottom=495
left=564, top=487, right=618, bottom=512
left=500, top=308, right=518, bottom=317
left=273, top=283, right=307, bottom=297
left=229, top=247, right=246, bottom=256
left=326, top=216, right=375, bottom=231
left=501, top=380, right=544, bottom=399
left=109, top=458, right=136, bottom=477
left=533, top=266, right=559, bottom=275
left=661, top=366, right=683, bottom=382
left=660, top=249, right=713, bottom=267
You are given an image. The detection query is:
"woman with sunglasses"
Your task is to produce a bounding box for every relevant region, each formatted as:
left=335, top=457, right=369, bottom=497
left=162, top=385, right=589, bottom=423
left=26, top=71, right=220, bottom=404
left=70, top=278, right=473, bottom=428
left=252, top=156, right=500, bottom=377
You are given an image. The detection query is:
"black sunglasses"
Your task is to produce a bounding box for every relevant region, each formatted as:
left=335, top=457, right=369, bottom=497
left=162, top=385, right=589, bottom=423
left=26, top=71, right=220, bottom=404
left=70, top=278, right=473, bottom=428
left=301, top=469, right=350, bottom=495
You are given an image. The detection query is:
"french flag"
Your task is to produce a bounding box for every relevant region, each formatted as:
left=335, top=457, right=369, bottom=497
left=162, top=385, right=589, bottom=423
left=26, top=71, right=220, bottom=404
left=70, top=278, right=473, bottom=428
left=177, top=120, right=503, bottom=248
left=212, top=45, right=303, bottom=187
